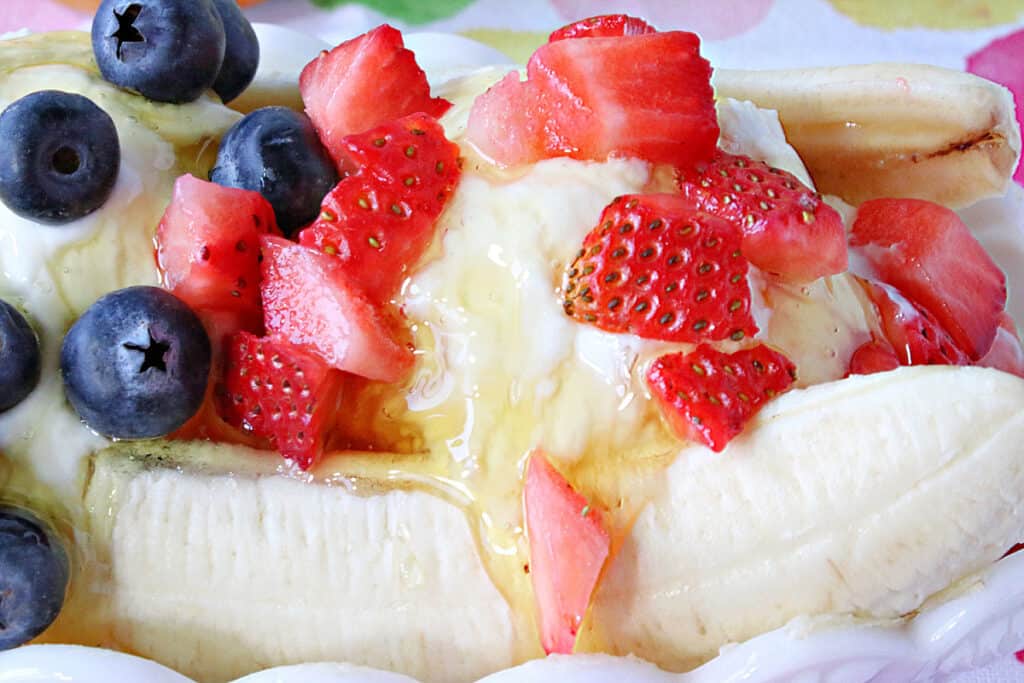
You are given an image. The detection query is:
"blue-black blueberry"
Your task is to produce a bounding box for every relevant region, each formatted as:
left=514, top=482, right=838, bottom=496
left=211, top=0, right=260, bottom=104
left=0, top=300, right=41, bottom=414
left=61, top=286, right=211, bottom=439
left=0, top=90, right=120, bottom=225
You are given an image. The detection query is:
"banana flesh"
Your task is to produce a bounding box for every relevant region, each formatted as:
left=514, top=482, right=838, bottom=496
left=79, top=367, right=1024, bottom=680
left=590, top=366, right=1024, bottom=671
left=713, top=64, right=1021, bottom=208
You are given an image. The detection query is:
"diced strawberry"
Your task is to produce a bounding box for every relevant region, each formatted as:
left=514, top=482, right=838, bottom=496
left=299, top=25, right=451, bottom=169
left=647, top=344, right=797, bottom=452
left=849, top=198, right=1006, bottom=360
left=260, top=235, right=413, bottom=383
left=524, top=452, right=610, bottom=655
left=156, top=174, right=279, bottom=326
left=549, top=14, right=657, bottom=41
left=861, top=279, right=970, bottom=367
left=465, top=31, right=718, bottom=168
left=846, top=339, right=900, bottom=376
left=977, top=312, right=1024, bottom=378
left=677, top=151, right=847, bottom=283
left=563, top=194, right=757, bottom=343
left=298, top=113, right=461, bottom=302
left=218, top=332, right=343, bottom=470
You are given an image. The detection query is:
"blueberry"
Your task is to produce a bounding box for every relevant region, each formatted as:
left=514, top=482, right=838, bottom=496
left=0, top=506, right=69, bottom=650
left=91, top=0, right=226, bottom=104
left=0, top=91, right=120, bottom=225
left=0, top=300, right=41, bottom=414
left=211, top=107, right=338, bottom=236
left=61, top=286, right=211, bottom=439
left=211, top=0, right=260, bottom=104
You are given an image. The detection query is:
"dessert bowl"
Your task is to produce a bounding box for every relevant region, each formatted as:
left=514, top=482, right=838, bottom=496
left=0, top=8, right=1023, bottom=683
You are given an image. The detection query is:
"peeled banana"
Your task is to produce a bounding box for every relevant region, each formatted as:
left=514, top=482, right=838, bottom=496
left=714, top=64, right=1021, bottom=208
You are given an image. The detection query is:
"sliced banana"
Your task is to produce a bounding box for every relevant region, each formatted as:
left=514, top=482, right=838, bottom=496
left=714, top=64, right=1021, bottom=208
left=589, top=366, right=1024, bottom=671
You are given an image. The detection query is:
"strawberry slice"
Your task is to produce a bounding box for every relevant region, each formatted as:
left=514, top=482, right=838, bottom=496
left=677, top=151, right=847, bottom=283
left=647, top=344, right=797, bottom=452
left=524, top=452, right=610, bottom=655
left=861, top=279, right=970, bottom=367
left=846, top=339, right=900, bottom=376
left=156, top=174, right=279, bottom=328
left=549, top=14, right=657, bottom=41
left=465, top=31, right=718, bottom=168
left=849, top=198, right=1006, bottom=360
left=260, top=235, right=413, bottom=383
left=300, top=25, right=451, bottom=169
left=298, top=113, right=461, bottom=302
left=977, top=312, right=1024, bottom=378
left=218, top=332, right=343, bottom=470
left=563, top=194, right=756, bottom=343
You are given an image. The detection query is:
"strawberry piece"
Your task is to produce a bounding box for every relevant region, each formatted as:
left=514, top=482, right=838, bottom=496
left=563, top=194, right=756, bottom=343
left=299, top=25, right=451, bottom=169
left=298, top=113, right=461, bottom=302
left=647, top=344, right=797, bottom=452
left=677, top=151, right=847, bottom=283
left=862, top=280, right=970, bottom=367
left=465, top=31, right=718, bottom=168
left=218, top=332, right=343, bottom=470
left=847, top=339, right=901, bottom=376
left=260, top=235, right=413, bottom=383
left=549, top=14, right=657, bottom=41
left=1017, top=650, right=1024, bottom=666
left=850, top=198, right=1006, bottom=360
left=524, top=452, right=610, bottom=655
left=156, top=174, right=279, bottom=327
left=977, top=312, right=1024, bottom=378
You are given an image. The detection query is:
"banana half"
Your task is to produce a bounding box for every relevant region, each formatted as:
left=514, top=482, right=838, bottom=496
left=714, top=64, right=1021, bottom=208
left=72, top=367, right=1024, bottom=682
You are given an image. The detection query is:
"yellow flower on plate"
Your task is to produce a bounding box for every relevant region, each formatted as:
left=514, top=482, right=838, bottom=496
left=828, top=0, right=1024, bottom=29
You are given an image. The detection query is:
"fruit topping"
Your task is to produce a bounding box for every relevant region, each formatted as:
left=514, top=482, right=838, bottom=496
left=156, top=173, right=279, bottom=333
left=858, top=279, right=970, bottom=368
left=91, top=0, right=226, bottom=104
left=210, top=0, right=260, bottom=104
left=0, top=506, right=69, bottom=649
left=299, top=25, right=451, bottom=169
left=61, top=286, right=212, bottom=439
left=977, top=313, right=1024, bottom=378
left=465, top=30, right=718, bottom=168
left=846, top=338, right=900, bottom=376
left=298, top=113, right=462, bottom=302
left=549, top=14, right=657, bottom=41
left=563, top=194, right=756, bottom=343
left=218, top=331, right=343, bottom=470
left=260, top=236, right=413, bottom=383
left=524, top=452, right=610, bottom=655
left=676, top=151, right=847, bottom=283
left=0, top=90, right=120, bottom=225
left=0, top=300, right=41, bottom=414
left=849, top=198, right=1006, bottom=360
left=647, top=344, right=797, bottom=452
left=210, top=107, right=338, bottom=236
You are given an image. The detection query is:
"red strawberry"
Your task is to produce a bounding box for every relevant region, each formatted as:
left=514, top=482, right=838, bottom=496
left=156, top=174, right=279, bottom=328
left=218, top=332, right=343, bottom=470
left=465, top=31, right=718, bottom=168
left=563, top=194, right=756, bottom=343
left=298, top=113, right=461, bottom=302
left=977, top=312, right=1024, bottom=378
left=647, top=344, right=797, bottom=452
left=524, top=452, right=610, bottom=655
left=846, top=339, right=900, bottom=376
left=549, top=14, right=657, bottom=41
left=861, top=279, right=970, bottom=367
left=260, top=235, right=413, bottom=383
left=677, top=151, right=847, bottom=283
left=849, top=198, right=1006, bottom=360
left=300, top=25, right=451, bottom=169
